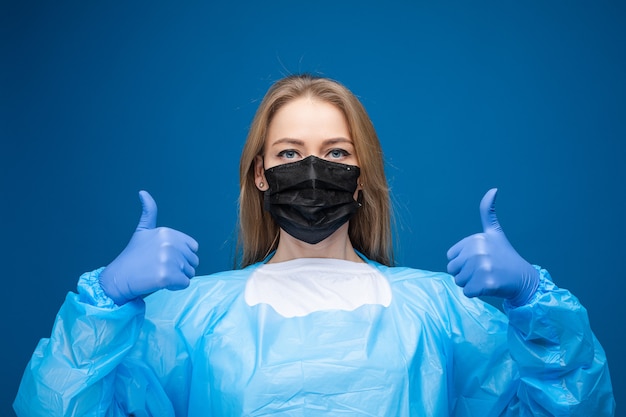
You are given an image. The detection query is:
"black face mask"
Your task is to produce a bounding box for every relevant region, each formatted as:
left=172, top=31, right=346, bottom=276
left=263, top=155, right=362, bottom=244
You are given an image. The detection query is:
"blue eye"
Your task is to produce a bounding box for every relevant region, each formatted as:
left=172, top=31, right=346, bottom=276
left=278, top=150, right=297, bottom=159
left=329, top=149, right=349, bottom=159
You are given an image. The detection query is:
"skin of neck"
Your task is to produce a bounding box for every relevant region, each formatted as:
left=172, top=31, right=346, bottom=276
left=267, top=222, right=364, bottom=264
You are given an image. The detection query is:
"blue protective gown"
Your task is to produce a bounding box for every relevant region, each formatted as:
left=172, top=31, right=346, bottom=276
left=14, top=256, right=615, bottom=416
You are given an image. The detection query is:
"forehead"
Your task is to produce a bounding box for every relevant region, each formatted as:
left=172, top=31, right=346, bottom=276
left=267, top=97, right=350, bottom=141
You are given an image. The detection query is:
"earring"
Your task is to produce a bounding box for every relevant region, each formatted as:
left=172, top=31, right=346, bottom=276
left=259, top=182, right=264, bottom=189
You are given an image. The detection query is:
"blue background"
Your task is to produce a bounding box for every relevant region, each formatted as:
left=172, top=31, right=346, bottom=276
left=2, top=1, right=624, bottom=414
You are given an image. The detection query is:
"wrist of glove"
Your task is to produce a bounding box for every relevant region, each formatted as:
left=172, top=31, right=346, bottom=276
left=505, top=263, right=540, bottom=307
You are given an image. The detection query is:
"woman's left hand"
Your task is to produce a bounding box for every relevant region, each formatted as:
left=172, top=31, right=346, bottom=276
left=446, top=188, right=539, bottom=306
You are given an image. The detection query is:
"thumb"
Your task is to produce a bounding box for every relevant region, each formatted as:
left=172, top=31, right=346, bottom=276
left=479, top=188, right=503, bottom=233
left=136, top=190, right=158, bottom=230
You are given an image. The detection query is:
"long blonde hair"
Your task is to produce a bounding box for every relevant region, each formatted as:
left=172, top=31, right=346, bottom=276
left=237, top=74, right=393, bottom=267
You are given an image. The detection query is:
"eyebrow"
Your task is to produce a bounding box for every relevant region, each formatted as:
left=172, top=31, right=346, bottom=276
left=269, top=137, right=354, bottom=147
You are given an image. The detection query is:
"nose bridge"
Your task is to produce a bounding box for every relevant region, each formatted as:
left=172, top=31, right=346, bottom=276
left=305, top=155, right=320, bottom=187
left=307, top=156, right=318, bottom=174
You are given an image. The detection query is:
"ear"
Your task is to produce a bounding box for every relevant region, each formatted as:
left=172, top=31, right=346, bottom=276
left=354, top=176, right=363, bottom=201
left=254, top=155, right=268, bottom=190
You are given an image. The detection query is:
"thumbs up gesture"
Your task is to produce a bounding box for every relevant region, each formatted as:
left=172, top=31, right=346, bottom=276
left=99, top=191, right=200, bottom=305
left=446, top=189, right=539, bottom=306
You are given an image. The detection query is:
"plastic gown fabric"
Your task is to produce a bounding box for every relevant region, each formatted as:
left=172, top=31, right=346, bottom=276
left=14, top=257, right=615, bottom=416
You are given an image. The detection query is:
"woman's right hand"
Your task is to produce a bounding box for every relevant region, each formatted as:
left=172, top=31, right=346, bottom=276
left=99, top=190, right=199, bottom=305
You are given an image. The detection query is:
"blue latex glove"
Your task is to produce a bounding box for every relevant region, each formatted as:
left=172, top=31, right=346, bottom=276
left=446, top=188, right=539, bottom=306
left=99, top=190, right=199, bottom=305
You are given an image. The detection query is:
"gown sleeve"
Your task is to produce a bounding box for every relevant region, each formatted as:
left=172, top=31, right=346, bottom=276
left=13, top=268, right=182, bottom=417
left=442, top=267, right=615, bottom=416
left=502, top=267, right=615, bottom=416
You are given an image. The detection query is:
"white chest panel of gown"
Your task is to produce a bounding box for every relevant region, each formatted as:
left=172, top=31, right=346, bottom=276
left=244, top=258, right=392, bottom=317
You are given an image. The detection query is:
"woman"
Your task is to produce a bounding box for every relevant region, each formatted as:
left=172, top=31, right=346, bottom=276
left=14, top=74, right=615, bottom=416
